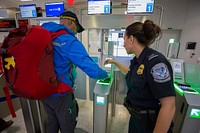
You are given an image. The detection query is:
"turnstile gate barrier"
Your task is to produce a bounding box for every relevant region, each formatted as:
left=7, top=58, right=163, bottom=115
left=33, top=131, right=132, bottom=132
left=93, top=70, right=114, bottom=133
left=173, top=83, right=200, bottom=133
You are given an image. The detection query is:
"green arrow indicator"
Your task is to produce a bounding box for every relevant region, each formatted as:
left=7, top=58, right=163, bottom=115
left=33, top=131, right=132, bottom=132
left=190, top=109, right=200, bottom=119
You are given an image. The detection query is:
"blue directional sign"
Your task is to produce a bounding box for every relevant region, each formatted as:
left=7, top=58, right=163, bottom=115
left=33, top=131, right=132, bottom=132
left=146, top=3, right=153, bottom=12
left=104, top=5, right=110, bottom=13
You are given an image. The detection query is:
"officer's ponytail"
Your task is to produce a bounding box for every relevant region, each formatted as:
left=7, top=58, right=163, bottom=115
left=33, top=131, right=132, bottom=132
left=143, top=20, right=162, bottom=45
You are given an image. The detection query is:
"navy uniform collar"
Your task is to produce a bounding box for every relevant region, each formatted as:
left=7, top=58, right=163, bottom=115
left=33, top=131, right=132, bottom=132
left=130, top=47, right=149, bottom=68
left=136, top=47, right=150, bottom=64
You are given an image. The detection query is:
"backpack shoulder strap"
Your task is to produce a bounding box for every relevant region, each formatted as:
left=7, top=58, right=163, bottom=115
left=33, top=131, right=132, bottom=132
left=3, top=85, right=16, bottom=118
left=51, top=30, right=68, bottom=40
left=50, top=30, right=73, bottom=94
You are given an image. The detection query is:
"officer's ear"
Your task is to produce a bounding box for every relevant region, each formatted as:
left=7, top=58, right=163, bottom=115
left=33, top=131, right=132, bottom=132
left=130, top=35, right=135, bottom=44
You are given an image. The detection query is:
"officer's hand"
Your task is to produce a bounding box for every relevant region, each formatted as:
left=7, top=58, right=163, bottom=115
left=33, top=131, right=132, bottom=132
left=104, top=58, right=114, bottom=65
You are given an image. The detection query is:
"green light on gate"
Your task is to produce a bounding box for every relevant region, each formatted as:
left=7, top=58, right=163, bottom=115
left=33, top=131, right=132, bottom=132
left=190, top=109, right=200, bottom=119
left=174, top=83, right=184, bottom=96
left=174, top=83, right=199, bottom=95
left=96, top=96, right=105, bottom=105
left=97, top=75, right=113, bottom=86
left=96, top=80, right=110, bottom=85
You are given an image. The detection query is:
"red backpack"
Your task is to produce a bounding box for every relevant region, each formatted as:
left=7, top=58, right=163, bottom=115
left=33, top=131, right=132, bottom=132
left=0, top=25, right=73, bottom=100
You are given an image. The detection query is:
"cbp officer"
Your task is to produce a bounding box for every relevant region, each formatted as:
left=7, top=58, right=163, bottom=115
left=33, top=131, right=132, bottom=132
left=104, top=20, right=175, bottom=133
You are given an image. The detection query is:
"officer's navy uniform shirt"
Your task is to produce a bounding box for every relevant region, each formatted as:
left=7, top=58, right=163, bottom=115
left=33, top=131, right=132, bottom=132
left=125, top=47, right=175, bottom=110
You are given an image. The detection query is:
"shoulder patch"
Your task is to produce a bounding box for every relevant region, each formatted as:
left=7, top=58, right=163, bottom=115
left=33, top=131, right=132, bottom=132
left=151, top=63, right=171, bottom=83
left=148, top=54, right=158, bottom=61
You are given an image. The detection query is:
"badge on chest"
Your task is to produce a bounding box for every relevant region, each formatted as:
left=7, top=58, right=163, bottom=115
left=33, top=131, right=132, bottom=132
left=137, top=64, right=144, bottom=75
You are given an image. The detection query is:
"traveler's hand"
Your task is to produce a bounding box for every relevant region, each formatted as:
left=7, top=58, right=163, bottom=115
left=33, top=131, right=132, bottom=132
left=99, top=74, right=110, bottom=83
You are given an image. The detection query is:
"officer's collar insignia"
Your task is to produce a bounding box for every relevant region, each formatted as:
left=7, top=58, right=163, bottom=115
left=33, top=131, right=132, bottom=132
left=137, top=64, right=144, bottom=75
left=151, top=63, right=171, bottom=83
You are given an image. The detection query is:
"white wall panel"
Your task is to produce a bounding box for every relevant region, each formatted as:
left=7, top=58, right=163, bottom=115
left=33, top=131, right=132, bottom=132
left=178, top=0, right=200, bottom=64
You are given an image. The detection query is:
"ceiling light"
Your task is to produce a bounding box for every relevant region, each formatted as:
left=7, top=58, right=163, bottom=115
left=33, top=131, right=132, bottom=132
left=20, top=0, right=33, bottom=1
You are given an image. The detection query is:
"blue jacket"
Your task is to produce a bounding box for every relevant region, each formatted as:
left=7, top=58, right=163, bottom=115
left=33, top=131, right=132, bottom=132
left=42, top=22, right=108, bottom=94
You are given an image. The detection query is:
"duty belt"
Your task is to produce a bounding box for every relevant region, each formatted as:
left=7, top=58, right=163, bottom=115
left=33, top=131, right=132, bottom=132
left=123, top=101, right=158, bottom=120
left=123, top=102, right=141, bottom=119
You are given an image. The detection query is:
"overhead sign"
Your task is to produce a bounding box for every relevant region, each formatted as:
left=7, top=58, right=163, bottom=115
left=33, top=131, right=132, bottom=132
left=19, top=4, right=37, bottom=18
left=190, top=108, right=200, bottom=119
left=88, top=0, right=111, bottom=14
left=127, top=0, right=154, bottom=14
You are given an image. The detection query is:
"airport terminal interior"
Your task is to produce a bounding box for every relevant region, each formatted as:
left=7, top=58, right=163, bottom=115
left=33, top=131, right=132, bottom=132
left=1, top=0, right=200, bottom=133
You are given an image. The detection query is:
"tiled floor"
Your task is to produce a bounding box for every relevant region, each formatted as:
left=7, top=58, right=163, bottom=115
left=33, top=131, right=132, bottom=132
left=2, top=99, right=129, bottom=133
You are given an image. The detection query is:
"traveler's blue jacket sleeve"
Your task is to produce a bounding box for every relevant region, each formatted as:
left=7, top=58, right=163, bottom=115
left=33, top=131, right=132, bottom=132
left=42, top=22, right=108, bottom=87
left=68, top=39, right=107, bottom=79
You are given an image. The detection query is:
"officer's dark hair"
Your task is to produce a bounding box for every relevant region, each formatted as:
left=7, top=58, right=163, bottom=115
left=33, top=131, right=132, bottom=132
left=125, top=20, right=162, bottom=46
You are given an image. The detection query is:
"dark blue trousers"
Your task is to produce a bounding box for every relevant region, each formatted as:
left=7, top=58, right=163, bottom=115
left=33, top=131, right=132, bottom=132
left=128, top=112, right=173, bottom=133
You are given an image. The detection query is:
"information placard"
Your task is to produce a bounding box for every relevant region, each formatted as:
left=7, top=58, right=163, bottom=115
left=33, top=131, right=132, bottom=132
left=19, top=4, right=37, bottom=18
left=127, top=0, right=154, bottom=14
left=88, top=0, right=111, bottom=14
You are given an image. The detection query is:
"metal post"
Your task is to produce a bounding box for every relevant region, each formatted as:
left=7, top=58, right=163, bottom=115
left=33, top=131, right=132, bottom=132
left=154, top=4, right=164, bottom=51
left=14, top=12, right=20, bottom=28
left=36, top=100, right=44, bottom=133
left=20, top=98, right=36, bottom=133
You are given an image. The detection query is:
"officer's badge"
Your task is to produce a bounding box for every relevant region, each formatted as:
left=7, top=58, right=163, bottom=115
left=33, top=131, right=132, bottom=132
left=151, top=63, right=171, bottom=83
left=137, top=64, right=144, bottom=75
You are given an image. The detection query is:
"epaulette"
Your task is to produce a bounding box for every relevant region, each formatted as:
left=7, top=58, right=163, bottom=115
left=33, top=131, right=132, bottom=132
left=148, top=54, right=158, bottom=61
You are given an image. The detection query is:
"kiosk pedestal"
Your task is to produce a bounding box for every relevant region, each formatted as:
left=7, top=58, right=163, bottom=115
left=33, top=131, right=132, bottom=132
left=93, top=73, right=114, bottom=133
